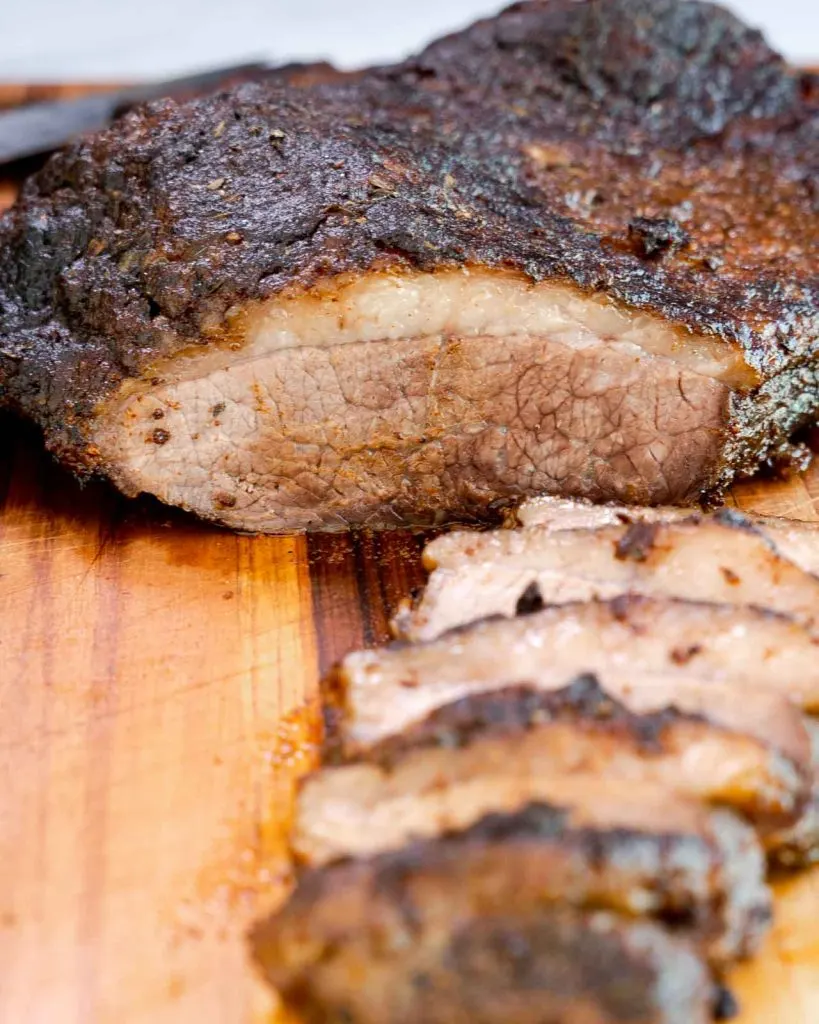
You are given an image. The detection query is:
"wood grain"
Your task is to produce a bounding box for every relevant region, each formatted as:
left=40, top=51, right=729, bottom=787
left=2, top=83, right=819, bottom=1024
left=0, top=422, right=321, bottom=1024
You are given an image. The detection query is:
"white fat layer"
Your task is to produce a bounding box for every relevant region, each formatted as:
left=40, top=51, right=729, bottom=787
left=116, top=269, right=752, bottom=394
left=238, top=269, right=750, bottom=383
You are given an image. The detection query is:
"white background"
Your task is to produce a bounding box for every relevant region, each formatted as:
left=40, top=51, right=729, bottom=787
left=0, top=0, right=815, bottom=81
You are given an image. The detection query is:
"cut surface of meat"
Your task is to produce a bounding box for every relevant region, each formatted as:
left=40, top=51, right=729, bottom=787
left=294, top=751, right=765, bottom=866
left=278, top=795, right=768, bottom=971
left=252, top=902, right=713, bottom=1024
left=515, top=499, right=819, bottom=576
left=398, top=516, right=819, bottom=639
left=338, top=595, right=819, bottom=748
left=317, top=675, right=810, bottom=835
left=91, top=271, right=740, bottom=531
left=1, top=0, right=816, bottom=530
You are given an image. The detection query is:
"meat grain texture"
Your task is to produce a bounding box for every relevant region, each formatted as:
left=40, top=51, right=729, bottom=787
left=0, top=0, right=817, bottom=531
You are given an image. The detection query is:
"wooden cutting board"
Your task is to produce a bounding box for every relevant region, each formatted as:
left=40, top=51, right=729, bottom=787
left=2, top=85, right=819, bottom=1024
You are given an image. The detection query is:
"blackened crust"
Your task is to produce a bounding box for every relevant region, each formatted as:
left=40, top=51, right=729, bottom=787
left=615, top=522, right=662, bottom=562
left=0, top=0, right=816, bottom=486
left=515, top=581, right=546, bottom=616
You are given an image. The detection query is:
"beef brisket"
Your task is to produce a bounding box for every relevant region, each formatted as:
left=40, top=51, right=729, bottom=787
left=379, top=594, right=819, bottom=712
left=317, top=673, right=810, bottom=834
left=0, top=0, right=816, bottom=530
left=290, top=776, right=769, bottom=967
left=398, top=516, right=819, bottom=639
left=337, top=596, right=819, bottom=750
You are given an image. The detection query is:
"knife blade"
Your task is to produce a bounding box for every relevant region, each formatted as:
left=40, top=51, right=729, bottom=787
left=0, top=62, right=271, bottom=166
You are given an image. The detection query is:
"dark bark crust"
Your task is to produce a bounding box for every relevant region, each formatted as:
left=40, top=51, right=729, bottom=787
left=0, top=0, right=816, bottom=488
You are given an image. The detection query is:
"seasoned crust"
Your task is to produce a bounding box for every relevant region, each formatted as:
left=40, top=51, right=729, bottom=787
left=0, top=0, right=816, bottom=491
left=403, top=0, right=818, bottom=337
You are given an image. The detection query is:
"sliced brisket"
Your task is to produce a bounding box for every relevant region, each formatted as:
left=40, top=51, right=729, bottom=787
left=0, top=0, right=816, bottom=530
left=337, top=596, right=819, bottom=750
left=398, top=516, right=819, bottom=639
left=289, top=773, right=768, bottom=967
left=319, top=672, right=810, bottom=834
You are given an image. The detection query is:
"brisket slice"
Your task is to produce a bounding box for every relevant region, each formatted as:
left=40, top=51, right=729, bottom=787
left=338, top=595, right=819, bottom=748
left=1, top=0, right=816, bottom=531
left=397, top=516, right=819, bottom=639
left=288, top=789, right=767, bottom=968
left=317, top=674, right=810, bottom=834
left=252, top=901, right=712, bottom=1024
left=514, top=500, right=819, bottom=576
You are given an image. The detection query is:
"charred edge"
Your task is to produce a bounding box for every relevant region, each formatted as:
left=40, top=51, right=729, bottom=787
left=767, top=795, right=819, bottom=871
left=515, top=581, right=546, bottom=616
left=670, top=643, right=704, bottom=665
left=255, top=909, right=702, bottom=1024
left=0, top=414, right=16, bottom=510
left=614, top=522, right=661, bottom=561
left=770, top=843, right=819, bottom=872
left=443, top=913, right=694, bottom=1023
left=711, top=508, right=800, bottom=561
left=626, top=216, right=691, bottom=259
left=362, top=675, right=714, bottom=767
